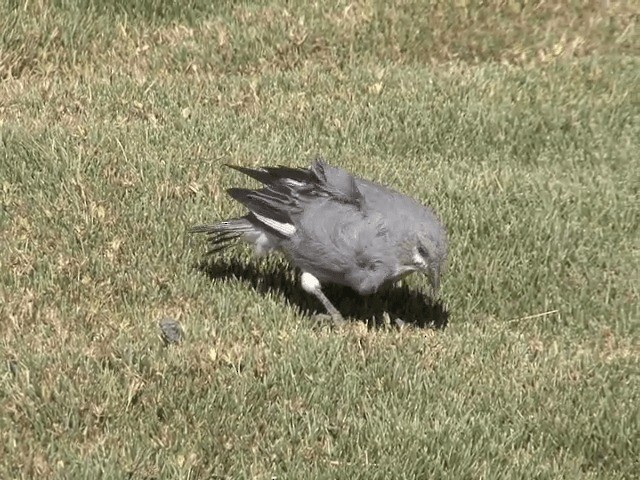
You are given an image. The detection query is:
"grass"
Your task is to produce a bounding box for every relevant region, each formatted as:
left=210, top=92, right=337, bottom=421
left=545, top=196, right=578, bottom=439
left=1, top=0, right=639, bottom=478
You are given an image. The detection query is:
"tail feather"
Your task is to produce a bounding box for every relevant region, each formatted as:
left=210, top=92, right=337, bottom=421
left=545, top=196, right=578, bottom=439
left=189, top=217, right=254, bottom=254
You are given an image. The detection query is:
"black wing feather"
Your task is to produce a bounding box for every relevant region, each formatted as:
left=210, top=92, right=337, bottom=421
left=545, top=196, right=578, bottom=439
left=226, top=164, right=313, bottom=186
left=226, top=187, right=295, bottom=225
left=225, top=158, right=363, bottom=226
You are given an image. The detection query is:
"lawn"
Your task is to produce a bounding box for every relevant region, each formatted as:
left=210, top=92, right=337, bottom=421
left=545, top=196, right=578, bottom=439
left=1, top=0, right=639, bottom=478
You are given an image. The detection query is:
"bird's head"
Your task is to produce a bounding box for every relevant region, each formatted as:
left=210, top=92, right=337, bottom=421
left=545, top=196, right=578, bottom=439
left=395, top=215, right=448, bottom=299
left=413, top=229, right=447, bottom=299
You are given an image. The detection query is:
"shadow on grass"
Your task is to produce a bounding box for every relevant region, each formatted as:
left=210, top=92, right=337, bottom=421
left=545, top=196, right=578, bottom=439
left=195, top=257, right=448, bottom=330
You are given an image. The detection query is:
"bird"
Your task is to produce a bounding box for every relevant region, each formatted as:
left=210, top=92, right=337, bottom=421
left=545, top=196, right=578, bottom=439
left=190, top=158, right=448, bottom=324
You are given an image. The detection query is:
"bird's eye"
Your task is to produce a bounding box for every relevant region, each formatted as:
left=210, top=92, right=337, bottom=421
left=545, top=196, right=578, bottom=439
left=417, top=244, right=427, bottom=258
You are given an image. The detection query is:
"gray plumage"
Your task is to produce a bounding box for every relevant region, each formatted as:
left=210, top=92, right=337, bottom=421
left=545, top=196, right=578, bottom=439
left=190, top=159, right=448, bottom=324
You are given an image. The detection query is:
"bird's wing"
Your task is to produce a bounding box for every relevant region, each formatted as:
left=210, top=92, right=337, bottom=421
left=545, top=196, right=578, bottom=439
left=226, top=186, right=300, bottom=238
left=224, top=159, right=368, bottom=237
left=227, top=159, right=365, bottom=208
left=226, top=164, right=313, bottom=188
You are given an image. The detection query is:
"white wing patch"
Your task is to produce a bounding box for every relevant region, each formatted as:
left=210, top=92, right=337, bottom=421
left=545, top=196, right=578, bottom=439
left=252, top=212, right=297, bottom=237
left=285, top=179, right=305, bottom=187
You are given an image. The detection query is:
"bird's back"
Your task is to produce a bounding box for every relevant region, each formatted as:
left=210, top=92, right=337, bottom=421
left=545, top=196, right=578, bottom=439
left=315, top=162, right=444, bottom=238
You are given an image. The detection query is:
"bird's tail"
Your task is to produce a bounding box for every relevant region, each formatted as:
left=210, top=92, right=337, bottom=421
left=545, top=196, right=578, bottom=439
left=189, top=217, right=254, bottom=254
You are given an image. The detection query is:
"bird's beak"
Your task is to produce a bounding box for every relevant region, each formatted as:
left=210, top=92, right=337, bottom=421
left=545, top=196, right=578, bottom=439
left=427, top=265, right=440, bottom=300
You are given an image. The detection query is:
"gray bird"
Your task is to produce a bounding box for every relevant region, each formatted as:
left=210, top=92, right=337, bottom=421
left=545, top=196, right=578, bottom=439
left=190, top=159, right=447, bottom=324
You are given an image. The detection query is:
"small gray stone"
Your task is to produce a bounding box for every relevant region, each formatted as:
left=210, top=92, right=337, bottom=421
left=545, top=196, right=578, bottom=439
left=159, top=317, right=183, bottom=346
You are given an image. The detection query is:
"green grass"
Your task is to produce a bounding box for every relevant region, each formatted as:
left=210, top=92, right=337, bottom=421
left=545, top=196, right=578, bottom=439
left=1, top=0, right=639, bottom=478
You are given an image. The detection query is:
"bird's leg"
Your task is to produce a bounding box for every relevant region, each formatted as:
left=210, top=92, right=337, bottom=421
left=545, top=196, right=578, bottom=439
left=300, top=272, right=345, bottom=325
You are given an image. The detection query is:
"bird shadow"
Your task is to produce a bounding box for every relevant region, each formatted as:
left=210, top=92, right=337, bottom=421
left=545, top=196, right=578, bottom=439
left=194, top=256, right=448, bottom=330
